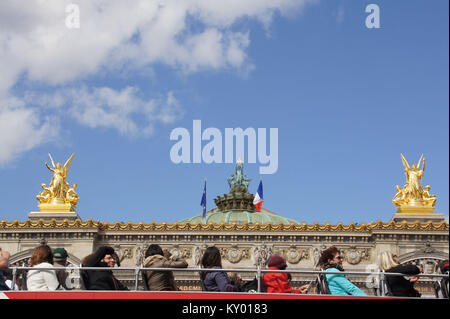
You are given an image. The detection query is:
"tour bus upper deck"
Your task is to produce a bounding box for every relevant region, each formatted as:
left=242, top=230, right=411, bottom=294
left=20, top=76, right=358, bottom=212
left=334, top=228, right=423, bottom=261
left=2, top=266, right=448, bottom=299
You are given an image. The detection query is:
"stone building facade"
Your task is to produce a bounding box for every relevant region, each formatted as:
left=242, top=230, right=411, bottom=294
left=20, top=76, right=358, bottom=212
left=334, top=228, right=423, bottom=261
left=1, top=218, right=448, bottom=295
left=0, top=159, right=448, bottom=295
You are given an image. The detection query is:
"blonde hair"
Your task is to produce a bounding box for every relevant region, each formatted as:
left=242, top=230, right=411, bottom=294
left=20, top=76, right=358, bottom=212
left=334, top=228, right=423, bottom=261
left=378, top=251, right=399, bottom=271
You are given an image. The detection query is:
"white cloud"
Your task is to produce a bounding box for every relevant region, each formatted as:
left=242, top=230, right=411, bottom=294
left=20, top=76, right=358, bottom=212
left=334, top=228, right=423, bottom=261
left=23, top=86, right=184, bottom=138
left=0, top=97, right=58, bottom=165
left=0, top=0, right=314, bottom=165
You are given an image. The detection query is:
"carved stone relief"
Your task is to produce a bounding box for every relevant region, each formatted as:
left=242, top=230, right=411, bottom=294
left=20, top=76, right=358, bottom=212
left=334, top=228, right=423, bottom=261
left=219, top=245, right=249, bottom=264
left=253, top=243, right=273, bottom=267
left=341, top=246, right=370, bottom=265
left=273, top=245, right=309, bottom=264
left=170, top=244, right=191, bottom=260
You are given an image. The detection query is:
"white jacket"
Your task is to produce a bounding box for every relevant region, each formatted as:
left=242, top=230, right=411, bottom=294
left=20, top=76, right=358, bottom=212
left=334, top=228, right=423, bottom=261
left=26, top=262, right=60, bottom=291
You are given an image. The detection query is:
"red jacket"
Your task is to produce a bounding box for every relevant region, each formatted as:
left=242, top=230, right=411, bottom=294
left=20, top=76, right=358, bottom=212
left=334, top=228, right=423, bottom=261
left=262, top=267, right=302, bottom=294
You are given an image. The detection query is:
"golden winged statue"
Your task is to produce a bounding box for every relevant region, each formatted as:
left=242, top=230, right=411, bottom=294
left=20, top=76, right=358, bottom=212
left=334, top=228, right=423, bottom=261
left=37, top=153, right=79, bottom=207
left=393, top=154, right=436, bottom=208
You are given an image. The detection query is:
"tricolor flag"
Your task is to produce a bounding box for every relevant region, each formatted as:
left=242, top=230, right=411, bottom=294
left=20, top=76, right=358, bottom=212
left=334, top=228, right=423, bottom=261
left=200, top=180, right=207, bottom=219
left=253, top=180, right=263, bottom=212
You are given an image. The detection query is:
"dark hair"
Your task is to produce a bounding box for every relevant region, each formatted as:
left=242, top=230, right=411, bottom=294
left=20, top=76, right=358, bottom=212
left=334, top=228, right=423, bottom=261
left=201, top=246, right=222, bottom=269
left=318, top=246, right=341, bottom=267
left=81, top=254, right=93, bottom=266
left=30, top=245, right=53, bottom=266
left=145, top=244, right=164, bottom=258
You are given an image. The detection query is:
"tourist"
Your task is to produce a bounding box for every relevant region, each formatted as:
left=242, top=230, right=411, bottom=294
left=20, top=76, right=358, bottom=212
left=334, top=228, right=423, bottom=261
left=4, top=269, right=20, bottom=290
left=143, top=244, right=188, bottom=291
left=438, top=259, right=449, bottom=297
left=200, top=246, right=241, bottom=292
left=53, top=247, right=71, bottom=290
left=319, top=246, right=366, bottom=296
left=262, top=255, right=309, bottom=294
left=378, top=251, right=421, bottom=297
left=84, top=246, right=128, bottom=290
left=26, top=245, right=61, bottom=291
left=0, top=247, right=11, bottom=290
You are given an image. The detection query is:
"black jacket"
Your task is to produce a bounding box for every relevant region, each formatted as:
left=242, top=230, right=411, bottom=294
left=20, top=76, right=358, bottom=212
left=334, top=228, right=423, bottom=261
left=83, top=246, right=128, bottom=291
left=386, top=264, right=421, bottom=297
left=0, top=270, right=10, bottom=291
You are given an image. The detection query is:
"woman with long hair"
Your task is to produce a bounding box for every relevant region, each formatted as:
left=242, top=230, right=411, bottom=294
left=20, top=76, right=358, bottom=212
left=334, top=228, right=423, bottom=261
left=378, top=251, right=422, bottom=297
left=200, top=246, right=240, bottom=292
left=319, top=246, right=366, bottom=296
left=26, top=245, right=60, bottom=291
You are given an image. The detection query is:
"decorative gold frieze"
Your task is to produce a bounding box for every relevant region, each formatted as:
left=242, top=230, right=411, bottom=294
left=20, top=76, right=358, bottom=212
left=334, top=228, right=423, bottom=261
left=0, top=219, right=448, bottom=232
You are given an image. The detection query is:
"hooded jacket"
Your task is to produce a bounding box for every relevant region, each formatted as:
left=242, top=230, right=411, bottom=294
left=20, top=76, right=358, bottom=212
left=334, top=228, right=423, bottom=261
left=262, top=266, right=301, bottom=294
left=83, top=246, right=127, bottom=291
left=143, top=254, right=188, bottom=291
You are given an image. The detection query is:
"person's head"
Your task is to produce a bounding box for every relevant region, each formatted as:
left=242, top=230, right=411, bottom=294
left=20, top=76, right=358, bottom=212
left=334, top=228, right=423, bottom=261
left=267, top=255, right=287, bottom=270
left=53, top=248, right=68, bottom=266
left=102, top=254, right=116, bottom=267
left=145, top=244, right=164, bottom=258
left=378, top=251, right=400, bottom=271
left=319, top=246, right=343, bottom=269
left=30, top=245, right=54, bottom=266
left=201, top=246, right=222, bottom=269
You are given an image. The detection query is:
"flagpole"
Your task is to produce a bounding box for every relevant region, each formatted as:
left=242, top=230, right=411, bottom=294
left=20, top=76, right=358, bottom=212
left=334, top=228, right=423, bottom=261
left=202, top=177, right=207, bottom=224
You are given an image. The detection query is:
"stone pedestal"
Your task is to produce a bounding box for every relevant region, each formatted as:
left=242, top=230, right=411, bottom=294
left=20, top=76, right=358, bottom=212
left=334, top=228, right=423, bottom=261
left=28, top=203, right=80, bottom=221
left=392, top=204, right=445, bottom=223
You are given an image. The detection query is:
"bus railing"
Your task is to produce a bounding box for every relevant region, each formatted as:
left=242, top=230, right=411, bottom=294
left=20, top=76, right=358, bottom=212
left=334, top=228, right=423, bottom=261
left=7, top=266, right=449, bottom=298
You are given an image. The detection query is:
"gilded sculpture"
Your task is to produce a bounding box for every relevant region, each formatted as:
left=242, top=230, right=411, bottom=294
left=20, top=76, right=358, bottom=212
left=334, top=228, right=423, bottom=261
left=393, top=154, right=436, bottom=208
left=37, top=153, right=79, bottom=207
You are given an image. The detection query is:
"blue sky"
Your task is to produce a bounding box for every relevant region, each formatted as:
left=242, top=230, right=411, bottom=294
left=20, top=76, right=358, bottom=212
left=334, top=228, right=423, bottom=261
left=0, top=0, right=448, bottom=224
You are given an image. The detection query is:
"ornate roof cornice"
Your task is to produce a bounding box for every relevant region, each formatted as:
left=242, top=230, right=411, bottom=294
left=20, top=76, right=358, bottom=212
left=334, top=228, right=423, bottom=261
left=0, top=218, right=100, bottom=229
left=0, top=219, right=448, bottom=232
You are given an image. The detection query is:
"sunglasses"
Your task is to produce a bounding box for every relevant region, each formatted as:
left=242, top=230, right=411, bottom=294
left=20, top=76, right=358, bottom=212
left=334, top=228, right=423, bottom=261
left=335, top=256, right=343, bottom=260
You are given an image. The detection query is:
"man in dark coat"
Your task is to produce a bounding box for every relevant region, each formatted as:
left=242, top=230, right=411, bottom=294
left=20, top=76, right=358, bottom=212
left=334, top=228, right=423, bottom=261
left=84, top=246, right=128, bottom=290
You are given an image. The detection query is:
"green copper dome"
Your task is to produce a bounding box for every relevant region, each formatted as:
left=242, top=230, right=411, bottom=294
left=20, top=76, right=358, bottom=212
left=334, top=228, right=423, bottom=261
left=179, top=208, right=299, bottom=225
left=180, top=162, right=299, bottom=225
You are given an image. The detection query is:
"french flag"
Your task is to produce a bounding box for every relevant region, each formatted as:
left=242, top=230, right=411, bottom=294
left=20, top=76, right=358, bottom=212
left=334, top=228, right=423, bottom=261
left=253, top=180, right=263, bottom=212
